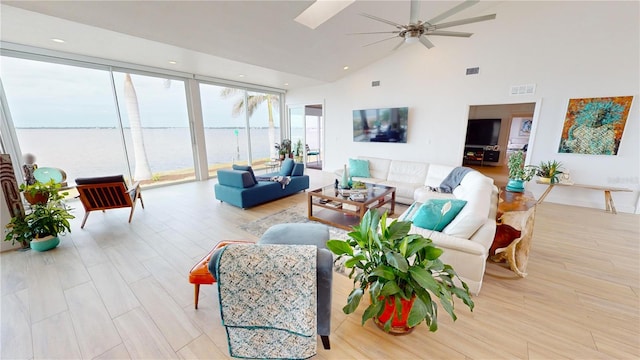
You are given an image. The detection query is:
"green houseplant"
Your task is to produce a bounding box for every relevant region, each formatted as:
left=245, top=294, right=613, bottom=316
left=326, top=209, right=474, bottom=334
left=506, top=150, right=536, bottom=192
left=5, top=182, right=73, bottom=251
left=536, top=160, right=563, bottom=184
left=294, top=139, right=304, bottom=162
left=19, top=179, right=60, bottom=205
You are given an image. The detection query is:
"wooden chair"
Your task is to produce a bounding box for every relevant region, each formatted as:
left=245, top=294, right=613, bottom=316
left=75, top=175, right=144, bottom=229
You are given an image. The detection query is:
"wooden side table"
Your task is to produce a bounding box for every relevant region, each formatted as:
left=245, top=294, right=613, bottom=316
left=490, top=188, right=537, bottom=277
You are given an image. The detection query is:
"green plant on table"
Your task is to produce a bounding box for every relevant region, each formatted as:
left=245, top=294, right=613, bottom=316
left=326, top=208, right=474, bottom=333
left=19, top=179, right=68, bottom=202
left=536, top=160, right=563, bottom=183
left=507, top=150, right=536, bottom=181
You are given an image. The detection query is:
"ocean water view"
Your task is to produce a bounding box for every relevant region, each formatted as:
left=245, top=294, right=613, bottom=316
left=15, top=128, right=277, bottom=183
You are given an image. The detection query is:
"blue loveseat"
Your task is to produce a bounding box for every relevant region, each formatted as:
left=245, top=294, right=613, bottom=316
left=214, top=159, right=309, bottom=209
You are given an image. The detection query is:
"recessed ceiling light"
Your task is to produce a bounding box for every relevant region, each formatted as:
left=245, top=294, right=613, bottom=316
left=283, top=83, right=289, bottom=86
left=168, top=60, right=177, bottom=64
left=238, top=74, right=245, bottom=78
left=51, top=38, right=65, bottom=43
left=343, top=66, right=349, bottom=70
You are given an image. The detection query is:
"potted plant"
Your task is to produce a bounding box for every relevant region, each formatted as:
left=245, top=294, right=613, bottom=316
left=326, top=208, right=474, bottom=335
left=506, top=150, right=536, bottom=192
left=26, top=201, right=74, bottom=252
left=19, top=179, right=60, bottom=205
left=294, top=139, right=304, bottom=162
left=4, top=182, right=73, bottom=252
left=536, top=160, right=563, bottom=184
left=281, top=139, right=292, bottom=158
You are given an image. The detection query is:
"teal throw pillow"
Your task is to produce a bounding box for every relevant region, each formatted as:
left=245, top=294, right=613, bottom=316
left=349, top=158, right=370, bottom=178
left=279, top=159, right=295, bottom=176
left=232, top=164, right=257, bottom=184
left=412, top=199, right=467, bottom=231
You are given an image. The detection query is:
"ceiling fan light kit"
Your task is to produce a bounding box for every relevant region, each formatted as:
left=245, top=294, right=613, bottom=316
left=355, top=0, right=496, bottom=50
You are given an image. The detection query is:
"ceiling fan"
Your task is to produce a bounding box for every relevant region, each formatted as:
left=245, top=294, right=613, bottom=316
left=351, top=0, right=496, bottom=50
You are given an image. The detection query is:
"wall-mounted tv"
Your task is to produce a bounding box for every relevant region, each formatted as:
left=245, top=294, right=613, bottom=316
left=353, top=107, right=408, bottom=143
left=465, top=119, right=501, bottom=146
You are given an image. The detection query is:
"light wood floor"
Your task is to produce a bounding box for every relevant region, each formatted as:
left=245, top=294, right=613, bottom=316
left=1, top=169, right=638, bottom=359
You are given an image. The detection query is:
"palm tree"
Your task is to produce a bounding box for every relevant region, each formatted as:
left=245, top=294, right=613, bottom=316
left=219, top=88, right=280, bottom=160
left=123, top=73, right=152, bottom=180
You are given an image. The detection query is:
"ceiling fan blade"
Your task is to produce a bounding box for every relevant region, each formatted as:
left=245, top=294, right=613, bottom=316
left=426, top=30, right=473, bottom=38
left=409, top=0, right=421, bottom=24
left=360, top=13, right=405, bottom=28
left=419, top=36, right=435, bottom=49
left=392, top=40, right=405, bottom=51
left=426, top=0, right=479, bottom=24
left=347, top=31, right=401, bottom=35
left=363, top=36, right=401, bottom=47
left=434, top=14, right=497, bottom=30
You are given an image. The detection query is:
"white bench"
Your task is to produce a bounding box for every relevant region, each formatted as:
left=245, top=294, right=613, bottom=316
left=536, top=181, right=632, bottom=214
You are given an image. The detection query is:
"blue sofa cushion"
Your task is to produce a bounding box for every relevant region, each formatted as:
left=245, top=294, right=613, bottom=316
left=280, top=159, right=295, bottom=176
left=232, top=164, right=257, bottom=184
left=292, top=163, right=305, bottom=176
left=218, top=169, right=256, bottom=188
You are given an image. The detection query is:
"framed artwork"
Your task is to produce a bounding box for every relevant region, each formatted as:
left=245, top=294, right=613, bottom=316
left=558, top=96, right=633, bottom=155
left=519, top=119, right=532, bottom=136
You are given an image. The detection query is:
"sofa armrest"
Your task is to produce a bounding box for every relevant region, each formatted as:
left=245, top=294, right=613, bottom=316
left=409, top=225, right=488, bottom=256
left=217, top=169, right=255, bottom=188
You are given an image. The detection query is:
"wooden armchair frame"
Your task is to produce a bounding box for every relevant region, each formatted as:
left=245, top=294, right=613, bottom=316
left=76, top=179, right=144, bottom=229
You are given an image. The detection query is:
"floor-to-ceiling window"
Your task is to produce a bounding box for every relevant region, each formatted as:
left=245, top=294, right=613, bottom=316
left=112, top=72, right=194, bottom=185
left=0, top=56, right=130, bottom=182
left=200, top=83, right=281, bottom=176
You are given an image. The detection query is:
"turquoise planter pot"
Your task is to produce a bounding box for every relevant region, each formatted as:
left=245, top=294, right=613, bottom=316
left=30, top=236, right=60, bottom=252
left=506, top=179, right=525, bottom=193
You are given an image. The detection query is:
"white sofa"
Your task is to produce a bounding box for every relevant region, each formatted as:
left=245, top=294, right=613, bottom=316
left=337, top=156, right=498, bottom=295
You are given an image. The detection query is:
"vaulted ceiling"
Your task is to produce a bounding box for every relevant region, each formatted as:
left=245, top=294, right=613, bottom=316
left=1, top=1, right=501, bottom=89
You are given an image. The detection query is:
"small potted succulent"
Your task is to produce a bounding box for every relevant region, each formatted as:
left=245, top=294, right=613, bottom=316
left=506, top=150, right=536, bottom=192
left=536, top=160, right=563, bottom=184
left=326, top=208, right=474, bottom=335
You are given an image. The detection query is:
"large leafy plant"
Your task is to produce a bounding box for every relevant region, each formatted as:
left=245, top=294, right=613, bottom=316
left=26, top=202, right=74, bottom=238
left=326, top=209, right=474, bottom=332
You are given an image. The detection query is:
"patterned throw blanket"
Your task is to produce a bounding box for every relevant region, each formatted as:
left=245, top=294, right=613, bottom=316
left=256, top=175, right=291, bottom=189
left=216, top=244, right=317, bottom=359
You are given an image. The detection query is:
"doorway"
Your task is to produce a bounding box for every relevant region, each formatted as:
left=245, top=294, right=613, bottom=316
left=465, top=102, right=536, bottom=187
left=287, top=103, right=324, bottom=170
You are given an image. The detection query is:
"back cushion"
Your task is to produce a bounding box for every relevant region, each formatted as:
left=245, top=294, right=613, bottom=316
left=279, top=159, right=295, bottom=176
left=424, top=164, right=456, bottom=188
left=76, top=175, right=125, bottom=185
left=357, top=156, right=391, bottom=180
left=291, top=163, right=305, bottom=176
left=232, top=165, right=257, bottom=184
left=444, top=178, right=493, bottom=238
left=387, top=160, right=429, bottom=184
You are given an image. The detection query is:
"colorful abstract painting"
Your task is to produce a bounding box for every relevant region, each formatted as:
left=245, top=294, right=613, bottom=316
left=558, top=96, right=633, bottom=155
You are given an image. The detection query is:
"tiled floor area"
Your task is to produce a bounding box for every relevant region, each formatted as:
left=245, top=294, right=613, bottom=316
left=1, top=170, right=638, bottom=359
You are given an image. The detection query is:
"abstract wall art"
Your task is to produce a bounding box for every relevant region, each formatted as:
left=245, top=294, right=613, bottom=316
left=558, top=96, right=633, bottom=155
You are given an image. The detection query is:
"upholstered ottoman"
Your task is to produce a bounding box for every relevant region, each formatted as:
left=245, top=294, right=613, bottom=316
left=256, top=223, right=333, bottom=350
left=188, top=240, right=252, bottom=309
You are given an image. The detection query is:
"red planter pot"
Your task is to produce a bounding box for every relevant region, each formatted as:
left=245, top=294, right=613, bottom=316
left=24, top=191, right=49, bottom=205
left=374, top=295, right=416, bottom=335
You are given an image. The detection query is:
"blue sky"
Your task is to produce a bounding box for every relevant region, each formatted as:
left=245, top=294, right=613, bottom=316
left=0, top=56, right=277, bottom=128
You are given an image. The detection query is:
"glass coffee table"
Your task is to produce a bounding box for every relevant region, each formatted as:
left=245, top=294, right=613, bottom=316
left=308, top=183, right=396, bottom=230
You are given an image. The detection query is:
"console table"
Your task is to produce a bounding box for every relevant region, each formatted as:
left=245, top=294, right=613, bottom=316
left=462, top=146, right=500, bottom=166
left=490, top=188, right=537, bottom=277
left=536, top=181, right=632, bottom=214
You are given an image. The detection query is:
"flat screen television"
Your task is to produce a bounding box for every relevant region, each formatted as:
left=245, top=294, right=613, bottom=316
left=353, top=107, right=408, bottom=143
left=465, top=119, right=501, bottom=146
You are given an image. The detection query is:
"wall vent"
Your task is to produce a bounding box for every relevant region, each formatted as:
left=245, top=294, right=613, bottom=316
left=371, top=81, right=380, bottom=87
left=510, top=84, right=536, bottom=95
left=466, top=67, right=480, bottom=75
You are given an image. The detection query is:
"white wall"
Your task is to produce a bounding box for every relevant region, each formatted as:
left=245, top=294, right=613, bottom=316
left=287, top=1, right=639, bottom=213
